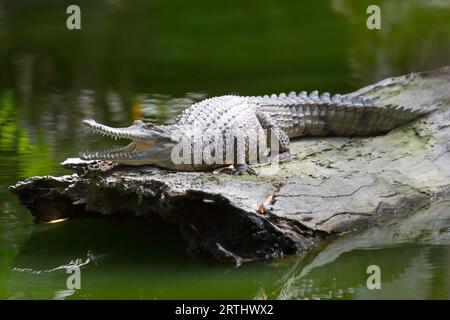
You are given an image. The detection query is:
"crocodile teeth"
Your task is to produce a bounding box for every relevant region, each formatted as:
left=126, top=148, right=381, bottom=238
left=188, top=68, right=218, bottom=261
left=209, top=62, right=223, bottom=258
left=80, top=150, right=145, bottom=160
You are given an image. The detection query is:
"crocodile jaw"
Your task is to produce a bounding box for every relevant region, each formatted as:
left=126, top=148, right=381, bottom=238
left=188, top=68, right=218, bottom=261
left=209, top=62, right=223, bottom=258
left=80, top=119, right=166, bottom=164
left=79, top=141, right=155, bottom=163
left=81, top=119, right=155, bottom=141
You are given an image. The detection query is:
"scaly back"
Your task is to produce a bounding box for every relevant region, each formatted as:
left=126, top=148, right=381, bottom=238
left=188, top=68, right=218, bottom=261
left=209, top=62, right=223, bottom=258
left=175, top=95, right=260, bottom=133
left=253, top=91, right=426, bottom=138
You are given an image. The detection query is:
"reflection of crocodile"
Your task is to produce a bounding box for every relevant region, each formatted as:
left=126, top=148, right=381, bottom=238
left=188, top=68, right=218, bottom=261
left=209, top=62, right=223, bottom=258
left=80, top=91, right=425, bottom=174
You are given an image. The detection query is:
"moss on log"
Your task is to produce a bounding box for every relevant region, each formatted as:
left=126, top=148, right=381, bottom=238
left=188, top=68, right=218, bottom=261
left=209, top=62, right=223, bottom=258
left=9, top=67, right=450, bottom=263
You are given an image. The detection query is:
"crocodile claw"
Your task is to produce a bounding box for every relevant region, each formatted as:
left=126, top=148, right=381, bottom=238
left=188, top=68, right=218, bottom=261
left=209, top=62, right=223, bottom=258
left=232, top=164, right=257, bottom=176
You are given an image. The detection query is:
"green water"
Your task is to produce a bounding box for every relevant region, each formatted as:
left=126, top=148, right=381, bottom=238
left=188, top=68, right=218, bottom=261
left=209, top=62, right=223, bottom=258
left=1, top=0, right=450, bottom=299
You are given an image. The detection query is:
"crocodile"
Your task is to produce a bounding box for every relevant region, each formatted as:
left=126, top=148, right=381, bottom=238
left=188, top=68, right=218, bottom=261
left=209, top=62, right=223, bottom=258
left=80, top=91, right=426, bottom=174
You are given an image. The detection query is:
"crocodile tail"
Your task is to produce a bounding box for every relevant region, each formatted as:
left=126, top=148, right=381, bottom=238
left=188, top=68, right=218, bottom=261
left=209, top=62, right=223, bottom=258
left=258, top=91, right=428, bottom=137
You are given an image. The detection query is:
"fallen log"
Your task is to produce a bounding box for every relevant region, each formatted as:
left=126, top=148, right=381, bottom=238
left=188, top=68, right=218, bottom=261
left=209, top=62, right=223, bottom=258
left=9, top=67, right=450, bottom=263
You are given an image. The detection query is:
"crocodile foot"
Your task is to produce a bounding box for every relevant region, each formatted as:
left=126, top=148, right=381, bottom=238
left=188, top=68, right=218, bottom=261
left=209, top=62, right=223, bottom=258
left=212, top=164, right=256, bottom=175
left=232, top=164, right=257, bottom=176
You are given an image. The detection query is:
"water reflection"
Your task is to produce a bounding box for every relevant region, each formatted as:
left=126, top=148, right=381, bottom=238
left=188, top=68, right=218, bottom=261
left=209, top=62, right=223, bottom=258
left=3, top=201, right=450, bottom=299
left=4, top=217, right=287, bottom=299
left=275, top=201, right=450, bottom=299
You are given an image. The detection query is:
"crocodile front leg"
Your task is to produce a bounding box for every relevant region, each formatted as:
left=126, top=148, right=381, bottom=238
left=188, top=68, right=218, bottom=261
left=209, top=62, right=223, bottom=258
left=231, top=135, right=257, bottom=175
left=256, top=110, right=292, bottom=163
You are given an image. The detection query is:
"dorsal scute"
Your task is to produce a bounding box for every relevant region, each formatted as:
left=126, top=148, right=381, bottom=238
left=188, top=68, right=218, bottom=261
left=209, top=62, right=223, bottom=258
left=254, top=91, right=379, bottom=108
left=175, top=95, right=257, bottom=131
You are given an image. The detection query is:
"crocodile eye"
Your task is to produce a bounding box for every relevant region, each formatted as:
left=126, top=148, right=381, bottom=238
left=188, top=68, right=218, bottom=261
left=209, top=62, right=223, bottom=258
left=143, top=122, right=157, bottom=129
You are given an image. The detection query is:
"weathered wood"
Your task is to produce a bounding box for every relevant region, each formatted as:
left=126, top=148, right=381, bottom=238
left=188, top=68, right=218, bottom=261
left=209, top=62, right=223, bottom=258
left=9, top=67, right=450, bottom=263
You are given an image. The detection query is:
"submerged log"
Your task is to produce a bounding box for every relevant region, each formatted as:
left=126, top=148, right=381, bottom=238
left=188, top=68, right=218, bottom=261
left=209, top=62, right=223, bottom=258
left=9, top=67, right=450, bottom=263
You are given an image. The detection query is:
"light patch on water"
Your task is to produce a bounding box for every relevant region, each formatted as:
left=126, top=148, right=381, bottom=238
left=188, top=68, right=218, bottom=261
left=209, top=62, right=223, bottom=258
left=11, top=251, right=101, bottom=275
